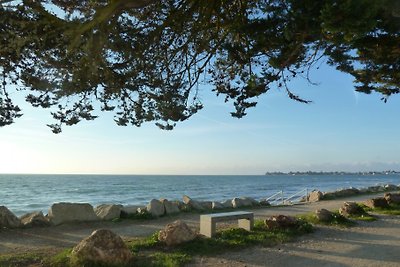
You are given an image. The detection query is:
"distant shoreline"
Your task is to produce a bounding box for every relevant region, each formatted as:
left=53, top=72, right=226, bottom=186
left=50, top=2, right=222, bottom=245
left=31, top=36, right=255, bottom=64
left=265, top=171, right=400, bottom=176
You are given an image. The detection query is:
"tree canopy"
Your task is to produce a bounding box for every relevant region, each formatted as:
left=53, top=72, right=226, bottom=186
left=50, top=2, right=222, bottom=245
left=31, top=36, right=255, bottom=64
left=0, top=0, right=399, bottom=133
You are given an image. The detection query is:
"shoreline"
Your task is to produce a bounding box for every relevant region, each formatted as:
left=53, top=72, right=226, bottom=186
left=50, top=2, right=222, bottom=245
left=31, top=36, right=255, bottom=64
left=0, top=191, right=396, bottom=256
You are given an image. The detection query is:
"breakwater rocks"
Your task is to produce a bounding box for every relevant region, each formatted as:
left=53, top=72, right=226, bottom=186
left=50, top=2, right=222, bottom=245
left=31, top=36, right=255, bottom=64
left=0, top=184, right=399, bottom=229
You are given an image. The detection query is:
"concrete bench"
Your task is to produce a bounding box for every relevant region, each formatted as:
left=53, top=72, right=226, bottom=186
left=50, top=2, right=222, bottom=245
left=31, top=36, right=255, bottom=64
left=200, top=211, right=254, bottom=238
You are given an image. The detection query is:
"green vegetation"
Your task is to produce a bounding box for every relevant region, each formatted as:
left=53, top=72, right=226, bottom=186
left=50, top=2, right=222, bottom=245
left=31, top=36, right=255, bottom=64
left=298, top=211, right=356, bottom=227
left=0, top=252, right=43, bottom=267
left=361, top=203, right=400, bottom=215
left=1, top=1, right=399, bottom=131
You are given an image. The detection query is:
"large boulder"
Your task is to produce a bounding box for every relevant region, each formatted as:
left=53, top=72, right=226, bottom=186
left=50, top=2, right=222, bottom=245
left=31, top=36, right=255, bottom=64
left=221, top=199, right=233, bottom=208
left=307, top=191, right=323, bottom=202
left=72, top=229, right=133, bottom=266
left=231, top=197, right=253, bottom=208
left=158, top=220, right=196, bottom=246
left=265, top=215, right=298, bottom=229
left=211, top=201, right=224, bottom=210
left=0, top=206, right=22, bottom=228
left=146, top=199, right=165, bottom=217
left=95, top=204, right=122, bottom=220
left=384, top=184, right=399, bottom=191
left=160, top=199, right=180, bottom=215
left=20, top=211, right=50, bottom=227
left=364, top=198, right=389, bottom=209
left=315, top=209, right=333, bottom=222
left=200, top=201, right=213, bottom=210
left=367, top=186, right=385, bottom=193
left=48, top=203, right=98, bottom=225
left=339, top=202, right=364, bottom=216
left=182, top=195, right=205, bottom=211
left=384, top=193, right=400, bottom=204
left=120, top=205, right=144, bottom=218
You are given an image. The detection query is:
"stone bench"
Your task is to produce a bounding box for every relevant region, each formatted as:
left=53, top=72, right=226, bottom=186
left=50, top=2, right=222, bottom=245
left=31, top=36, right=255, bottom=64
left=200, top=211, right=254, bottom=238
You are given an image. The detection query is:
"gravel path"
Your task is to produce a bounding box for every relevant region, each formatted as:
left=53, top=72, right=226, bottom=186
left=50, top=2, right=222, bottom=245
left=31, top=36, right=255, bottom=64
left=0, top=192, right=399, bottom=267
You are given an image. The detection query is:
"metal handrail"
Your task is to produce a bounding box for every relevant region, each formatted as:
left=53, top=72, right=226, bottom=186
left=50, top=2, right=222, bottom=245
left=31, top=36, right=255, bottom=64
left=264, top=188, right=308, bottom=206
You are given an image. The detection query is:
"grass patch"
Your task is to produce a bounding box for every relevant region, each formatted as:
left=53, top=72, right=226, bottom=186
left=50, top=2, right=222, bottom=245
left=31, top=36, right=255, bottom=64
left=0, top=252, right=43, bottom=267
left=297, top=211, right=356, bottom=227
left=361, top=203, right=400, bottom=215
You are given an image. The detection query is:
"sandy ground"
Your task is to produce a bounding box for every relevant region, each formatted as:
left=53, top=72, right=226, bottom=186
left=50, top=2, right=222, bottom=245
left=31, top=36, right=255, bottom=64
left=0, top=192, right=399, bottom=267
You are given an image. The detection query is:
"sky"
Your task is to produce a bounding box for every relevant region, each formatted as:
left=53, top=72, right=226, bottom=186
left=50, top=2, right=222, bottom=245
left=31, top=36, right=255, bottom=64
left=1, top=63, right=400, bottom=175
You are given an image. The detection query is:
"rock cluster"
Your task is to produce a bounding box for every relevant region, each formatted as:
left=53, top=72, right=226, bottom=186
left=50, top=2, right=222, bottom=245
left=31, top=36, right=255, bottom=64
left=0, top=206, right=22, bottom=228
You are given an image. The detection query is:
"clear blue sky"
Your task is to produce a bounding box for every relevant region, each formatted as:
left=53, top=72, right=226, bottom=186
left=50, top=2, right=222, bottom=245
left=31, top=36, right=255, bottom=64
left=1, top=63, right=400, bottom=175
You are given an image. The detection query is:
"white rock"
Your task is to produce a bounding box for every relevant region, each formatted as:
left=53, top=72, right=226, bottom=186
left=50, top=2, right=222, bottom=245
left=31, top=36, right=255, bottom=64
left=158, top=220, right=196, bottom=246
left=95, top=204, right=122, bottom=220
left=147, top=199, right=165, bottom=217
left=48, top=203, right=98, bottom=225
left=160, top=199, right=180, bottom=215
left=232, top=197, right=253, bottom=208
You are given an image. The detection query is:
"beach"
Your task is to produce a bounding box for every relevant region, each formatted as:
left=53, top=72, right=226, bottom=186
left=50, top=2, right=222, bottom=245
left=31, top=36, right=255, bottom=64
left=1, top=192, right=399, bottom=266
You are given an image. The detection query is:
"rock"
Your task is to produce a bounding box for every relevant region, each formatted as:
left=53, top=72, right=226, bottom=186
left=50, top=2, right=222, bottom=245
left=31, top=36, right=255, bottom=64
left=211, top=201, right=224, bottom=210
left=384, top=184, right=399, bottom=191
left=175, top=201, right=191, bottom=212
left=259, top=199, right=271, bottom=206
left=120, top=205, right=144, bottom=218
left=315, top=209, right=333, bottom=222
left=72, top=229, right=133, bottom=266
left=221, top=200, right=233, bottom=208
left=0, top=206, right=22, bottom=228
left=334, top=188, right=360, bottom=197
left=307, top=191, right=323, bottom=202
left=364, top=198, right=389, bottom=209
left=200, top=201, right=213, bottom=210
left=384, top=193, right=400, bottom=204
left=95, top=204, right=122, bottom=220
left=339, top=202, right=364, bottom=216
left=146, top=199, right=165, bottom=217
left=367, top=186, right=384, bottom=193
left=182, top=195, right=205, bottom=211
left=48, top=203, right=98, bottom=225
left=246, top=197, right=260, bottom=206
left=231, top=197, right=253, bottom=208
left=160, top=199, right=180, bottom=215
left=265, top=215, right=298, bottom=229
left=20, top=211, right=50, bottom=227
left=158, top=220, right=196, bottom=246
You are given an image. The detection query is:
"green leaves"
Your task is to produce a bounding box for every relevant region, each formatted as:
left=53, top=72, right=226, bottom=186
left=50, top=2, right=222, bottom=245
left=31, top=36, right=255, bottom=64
left=0, top=0, right=399, bottom=132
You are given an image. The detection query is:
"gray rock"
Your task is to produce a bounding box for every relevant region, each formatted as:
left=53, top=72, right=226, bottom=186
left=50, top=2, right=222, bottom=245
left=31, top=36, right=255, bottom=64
left=95, top=204, right=122, bottom=220
left=182, top=195, right=205, bottom=211
left=0, top=206, right=22, bottom=228
left=158, top=220, right=196, bottom=246
left=211, top=201, right=224, bottom=210
left=120, top=205, right=144, bottom=217
left=364, top=198, right=389, bottom=209
left=384, top=184, right=399, bottom=191
left=315, top=209, right=333, bottom=222
left=160, top=199, right=180, bottom=215
left=221, top=200, right=233, bottom=208
left=339, top=202, right=364, bottom=216
left=20, top=211, right=50, bottom=227
left=48, top=203, right=98, bottom=225
left=147, top=199, right=165, bottom=217
left=200, top=201, right=213, bottom=210
left=259, top=199, right=271, bottom=206
left=72, top=229, right=133, bottom=266
left=231, top=197, right=253, bottom=208
left=384, top=193, right=400, bottom=204
left=367, top=186, right=385, bottom=192
left=265, top=215, right=298, bottom=229
left=308, top=191, right=323, bottom=202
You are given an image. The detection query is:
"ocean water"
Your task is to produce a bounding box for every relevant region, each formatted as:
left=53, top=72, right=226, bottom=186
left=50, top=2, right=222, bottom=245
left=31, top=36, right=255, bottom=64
left=0, top=174, right=399, bottom=216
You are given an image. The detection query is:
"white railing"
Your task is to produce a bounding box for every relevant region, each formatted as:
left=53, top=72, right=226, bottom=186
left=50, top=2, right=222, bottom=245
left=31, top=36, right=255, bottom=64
left=263, top=188, right=308, bottom=206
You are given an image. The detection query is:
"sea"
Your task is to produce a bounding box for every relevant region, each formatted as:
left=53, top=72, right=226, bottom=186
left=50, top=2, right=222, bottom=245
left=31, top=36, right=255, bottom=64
left=0, top=174, right=399, bottom=216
